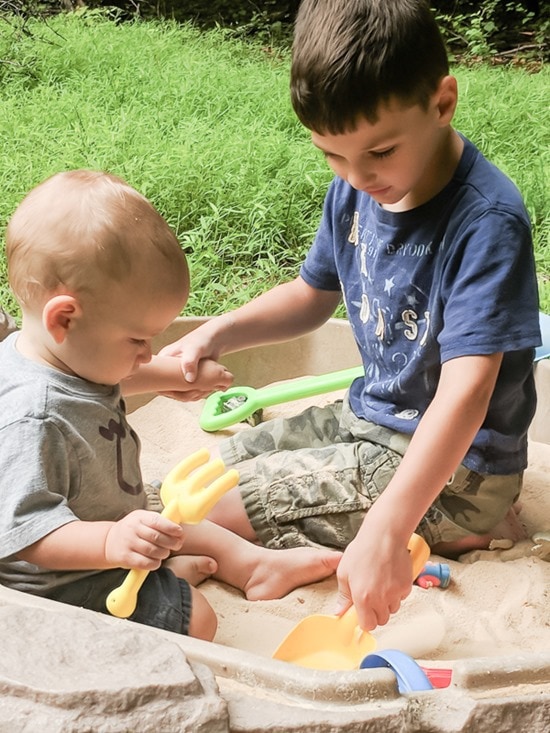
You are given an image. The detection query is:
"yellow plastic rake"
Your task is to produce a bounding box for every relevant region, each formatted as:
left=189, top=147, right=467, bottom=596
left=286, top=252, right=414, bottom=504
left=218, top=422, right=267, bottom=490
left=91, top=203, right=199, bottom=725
left=106, top=448, right=239, bottom=619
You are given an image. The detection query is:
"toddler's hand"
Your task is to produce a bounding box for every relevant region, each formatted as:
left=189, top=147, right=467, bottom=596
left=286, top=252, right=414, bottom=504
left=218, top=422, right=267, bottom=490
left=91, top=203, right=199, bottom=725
left=104, top=510, right=184, bottom=570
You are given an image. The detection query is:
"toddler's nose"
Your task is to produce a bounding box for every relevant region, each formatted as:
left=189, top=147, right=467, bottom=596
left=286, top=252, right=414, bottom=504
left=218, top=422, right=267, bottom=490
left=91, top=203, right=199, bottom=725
left=138, top=342, right=152, bottom=364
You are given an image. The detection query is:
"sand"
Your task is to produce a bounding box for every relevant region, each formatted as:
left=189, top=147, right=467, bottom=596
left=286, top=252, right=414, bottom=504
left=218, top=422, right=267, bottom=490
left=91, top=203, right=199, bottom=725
left=129, top=392, right=550, bottom=668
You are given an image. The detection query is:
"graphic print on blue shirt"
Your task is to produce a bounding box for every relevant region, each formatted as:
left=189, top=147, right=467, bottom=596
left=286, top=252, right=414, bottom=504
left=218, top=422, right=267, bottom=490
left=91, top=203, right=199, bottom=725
left=345, top=204, right=440, bottom=424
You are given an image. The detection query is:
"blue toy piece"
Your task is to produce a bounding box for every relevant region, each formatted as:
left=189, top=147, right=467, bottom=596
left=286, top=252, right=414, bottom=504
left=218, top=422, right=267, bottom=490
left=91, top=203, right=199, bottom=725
left=414, top=561, right=451, bottom=589
left=360, top=649, right=433, bottom=693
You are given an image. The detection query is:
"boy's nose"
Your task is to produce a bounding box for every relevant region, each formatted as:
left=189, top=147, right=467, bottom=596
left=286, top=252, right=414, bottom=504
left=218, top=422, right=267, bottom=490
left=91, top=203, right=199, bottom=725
left=346, top=166, right=373, bottom=192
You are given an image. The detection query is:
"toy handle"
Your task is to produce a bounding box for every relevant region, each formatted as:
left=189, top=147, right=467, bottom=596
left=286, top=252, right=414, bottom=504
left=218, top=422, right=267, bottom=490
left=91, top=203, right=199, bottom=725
left=105, top=498, right=181, bottom=619
left=105, top=568, right=149, bottom=619
left=408, top=533, right=431, bottom=578
left=341, top=533, right=430, bottom=641
left=200, top=366, right=364, bottom=432
left=256, top=366, right=364, bottom=407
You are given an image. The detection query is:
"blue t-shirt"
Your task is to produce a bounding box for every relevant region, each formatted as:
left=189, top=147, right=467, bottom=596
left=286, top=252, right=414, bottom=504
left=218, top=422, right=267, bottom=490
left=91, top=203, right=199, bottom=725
left=301, top=136, right=540, bottom=474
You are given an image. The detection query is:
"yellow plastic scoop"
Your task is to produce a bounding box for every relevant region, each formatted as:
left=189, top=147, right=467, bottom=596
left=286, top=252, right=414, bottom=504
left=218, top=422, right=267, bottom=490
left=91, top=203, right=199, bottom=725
left=106, top=448, right=239, bottom=618
left=272, top=533, right=430, bottom=670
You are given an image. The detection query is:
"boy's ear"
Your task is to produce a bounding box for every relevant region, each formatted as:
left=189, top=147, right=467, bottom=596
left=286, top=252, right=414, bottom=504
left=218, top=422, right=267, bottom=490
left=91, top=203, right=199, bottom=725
left=435, top=75, right=458, bottom=126
left=43, top=295, right=83, bottom=344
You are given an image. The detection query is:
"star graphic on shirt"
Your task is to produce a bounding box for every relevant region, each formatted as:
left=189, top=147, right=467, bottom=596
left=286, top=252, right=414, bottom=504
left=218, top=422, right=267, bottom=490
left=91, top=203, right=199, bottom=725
left=384, top=277, right=395, bottom=295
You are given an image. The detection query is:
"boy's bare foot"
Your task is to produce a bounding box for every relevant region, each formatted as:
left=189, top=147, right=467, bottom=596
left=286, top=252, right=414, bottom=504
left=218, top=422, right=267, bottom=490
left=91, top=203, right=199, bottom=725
left=432, top=503, right=526, bottom=559
left=177, top=520, right=340, bottom=600
left=237, top=546, right=342, bottom=601
left=165, top=555, right=218, bottom=586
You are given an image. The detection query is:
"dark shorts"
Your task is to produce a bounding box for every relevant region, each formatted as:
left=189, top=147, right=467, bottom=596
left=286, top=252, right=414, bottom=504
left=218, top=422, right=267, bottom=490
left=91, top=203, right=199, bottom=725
left=47, top=566, right=193, bottom=635
left=219, top=395, right=522, bottom=548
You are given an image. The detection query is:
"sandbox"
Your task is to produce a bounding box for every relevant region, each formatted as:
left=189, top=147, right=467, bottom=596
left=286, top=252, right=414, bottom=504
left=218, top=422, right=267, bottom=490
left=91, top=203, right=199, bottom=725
left=0, top=317, right=549, bottom=732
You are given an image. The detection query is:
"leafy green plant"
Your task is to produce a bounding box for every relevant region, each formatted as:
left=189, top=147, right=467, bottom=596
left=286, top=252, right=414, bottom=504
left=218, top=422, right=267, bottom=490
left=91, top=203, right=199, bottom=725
left=433, top=1, right=548, bottom=63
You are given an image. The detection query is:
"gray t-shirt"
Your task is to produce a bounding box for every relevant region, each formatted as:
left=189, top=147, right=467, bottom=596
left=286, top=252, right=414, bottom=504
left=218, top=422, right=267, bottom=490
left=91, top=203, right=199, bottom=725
left=0, top=333, right=147, bottom=594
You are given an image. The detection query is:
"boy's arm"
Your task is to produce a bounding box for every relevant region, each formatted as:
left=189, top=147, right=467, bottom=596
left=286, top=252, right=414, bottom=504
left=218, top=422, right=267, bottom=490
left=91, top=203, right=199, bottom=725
left=336, top=352, right=503, bottom=631
left=159, top=276, right=342, bottom=382
left=17, top=511, right=184, bottom=571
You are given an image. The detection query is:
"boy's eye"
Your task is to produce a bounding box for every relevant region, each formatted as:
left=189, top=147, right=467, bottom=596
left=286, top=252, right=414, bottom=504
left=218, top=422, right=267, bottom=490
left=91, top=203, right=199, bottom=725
left=372, top=147, right=396, bottom=159
left=131, top=338, right=147, bottom=346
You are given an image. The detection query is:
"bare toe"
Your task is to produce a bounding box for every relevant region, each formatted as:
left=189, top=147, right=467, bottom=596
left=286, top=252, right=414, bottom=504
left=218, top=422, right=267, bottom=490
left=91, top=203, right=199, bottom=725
left=166, top=555, right=218, bottom=586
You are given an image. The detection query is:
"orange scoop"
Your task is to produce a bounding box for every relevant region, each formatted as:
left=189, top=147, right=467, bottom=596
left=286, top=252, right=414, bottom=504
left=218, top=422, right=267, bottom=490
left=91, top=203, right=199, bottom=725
left=272, top=533, right=430, bottom=670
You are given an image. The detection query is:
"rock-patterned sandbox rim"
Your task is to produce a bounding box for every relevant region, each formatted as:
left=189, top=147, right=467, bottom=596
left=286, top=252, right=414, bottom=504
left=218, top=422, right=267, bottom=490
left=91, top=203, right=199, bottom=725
left=0, top=586, right=549, bottom=733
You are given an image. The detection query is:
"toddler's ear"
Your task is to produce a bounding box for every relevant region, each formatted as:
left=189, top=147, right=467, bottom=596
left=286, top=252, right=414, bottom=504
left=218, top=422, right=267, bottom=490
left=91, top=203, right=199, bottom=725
left=43, top=295, right=82, bottom=344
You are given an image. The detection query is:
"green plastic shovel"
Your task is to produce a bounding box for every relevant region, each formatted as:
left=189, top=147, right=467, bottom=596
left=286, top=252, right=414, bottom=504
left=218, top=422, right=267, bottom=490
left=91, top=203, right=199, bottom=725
left=199, top=365, right=364, bottom=432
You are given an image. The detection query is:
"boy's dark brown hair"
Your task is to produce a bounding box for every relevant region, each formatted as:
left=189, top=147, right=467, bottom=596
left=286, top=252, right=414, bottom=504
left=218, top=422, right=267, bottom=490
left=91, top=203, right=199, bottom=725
left=290, top=0, right=450, bottom=134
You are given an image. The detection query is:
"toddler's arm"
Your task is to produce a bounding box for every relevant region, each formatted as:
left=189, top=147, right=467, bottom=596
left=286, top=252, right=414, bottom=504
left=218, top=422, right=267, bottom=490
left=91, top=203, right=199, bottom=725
left=159, top=276, right=342, bottom=382
left=17, top=510, right=185, bottom=571
left=335, top=352, right=503, bottom=631
left=121, top=355, right=233, bottom=399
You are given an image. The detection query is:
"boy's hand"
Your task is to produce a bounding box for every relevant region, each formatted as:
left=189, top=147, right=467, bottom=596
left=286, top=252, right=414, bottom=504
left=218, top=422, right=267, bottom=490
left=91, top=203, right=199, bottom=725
left=159, top=324, right=222, bottom=384
left=334, top=531, right=413, bottom=631
left=160, top=357, right=233, bottom=402
left=104, top=510, right=185, bottom=570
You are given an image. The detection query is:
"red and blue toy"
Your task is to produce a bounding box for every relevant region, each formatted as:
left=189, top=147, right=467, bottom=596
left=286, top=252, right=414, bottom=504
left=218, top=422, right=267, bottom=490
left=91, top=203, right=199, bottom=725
left=414, top=561, right=451, bottom=589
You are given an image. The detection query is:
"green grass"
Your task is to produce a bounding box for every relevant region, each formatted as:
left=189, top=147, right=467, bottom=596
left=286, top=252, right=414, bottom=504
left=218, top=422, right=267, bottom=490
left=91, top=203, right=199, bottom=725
left=0, top=13, right=548, bottom=321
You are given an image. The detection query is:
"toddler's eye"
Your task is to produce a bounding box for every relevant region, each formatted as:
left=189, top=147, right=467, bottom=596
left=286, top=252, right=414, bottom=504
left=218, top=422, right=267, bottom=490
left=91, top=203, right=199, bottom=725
left=131, top=338, right=147, bottom=346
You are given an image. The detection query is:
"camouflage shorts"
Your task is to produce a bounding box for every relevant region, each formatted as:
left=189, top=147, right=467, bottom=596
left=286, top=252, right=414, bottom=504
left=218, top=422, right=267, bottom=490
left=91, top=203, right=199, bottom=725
left=219, top=396, right=522, bottom=549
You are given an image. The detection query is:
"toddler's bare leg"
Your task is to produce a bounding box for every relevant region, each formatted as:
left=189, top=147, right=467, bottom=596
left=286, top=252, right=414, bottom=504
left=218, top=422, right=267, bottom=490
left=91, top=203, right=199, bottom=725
left=187, top=586, right=218, bottom=641
left=207, top=486, right=258, bottom=542
left=175, top=520, right=341, bottom=601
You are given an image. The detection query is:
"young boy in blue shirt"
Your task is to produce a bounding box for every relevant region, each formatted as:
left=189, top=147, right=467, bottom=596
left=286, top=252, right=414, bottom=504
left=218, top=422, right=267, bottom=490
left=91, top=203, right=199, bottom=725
left=161, top=0, right=541, bottom=631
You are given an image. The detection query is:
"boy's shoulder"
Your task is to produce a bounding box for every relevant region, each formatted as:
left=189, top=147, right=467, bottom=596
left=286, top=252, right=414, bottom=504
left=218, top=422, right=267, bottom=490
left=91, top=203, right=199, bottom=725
left=453, top=135, right=528, bottom=218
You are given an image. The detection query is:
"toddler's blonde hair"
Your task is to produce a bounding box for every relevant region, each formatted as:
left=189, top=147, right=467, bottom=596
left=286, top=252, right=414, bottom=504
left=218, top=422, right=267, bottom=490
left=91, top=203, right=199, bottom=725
left=7, top=170, right=188, bottom=309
